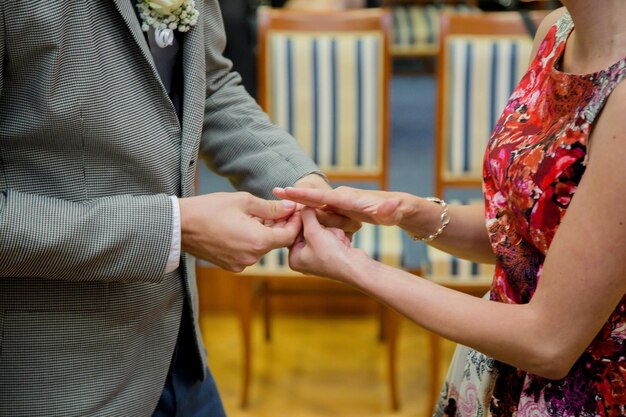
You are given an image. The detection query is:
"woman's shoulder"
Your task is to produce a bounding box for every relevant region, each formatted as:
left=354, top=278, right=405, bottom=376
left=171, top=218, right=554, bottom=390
left=536, top=7, right=568, bottom=40
left=530, top=7, right=568, bottom=57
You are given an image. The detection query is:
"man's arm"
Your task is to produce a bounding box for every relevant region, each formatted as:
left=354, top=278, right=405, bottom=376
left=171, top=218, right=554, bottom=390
left=0, top=191, right=173, bottom=282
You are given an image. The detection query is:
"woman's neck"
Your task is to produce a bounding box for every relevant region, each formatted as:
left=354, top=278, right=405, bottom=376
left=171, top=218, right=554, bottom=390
left=560, top=0, right=626, bottom=74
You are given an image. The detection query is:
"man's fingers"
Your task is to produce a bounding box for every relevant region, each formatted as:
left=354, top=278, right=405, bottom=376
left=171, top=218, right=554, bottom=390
left=301, top=207, right=323, bottom=235
left=265, top=210, right=302, bottom=248
left=247, top=196, right=297, bottom=220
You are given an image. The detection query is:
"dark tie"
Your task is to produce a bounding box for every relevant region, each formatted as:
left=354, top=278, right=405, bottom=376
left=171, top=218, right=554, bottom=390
left=129, top=0, right=184, bottom=117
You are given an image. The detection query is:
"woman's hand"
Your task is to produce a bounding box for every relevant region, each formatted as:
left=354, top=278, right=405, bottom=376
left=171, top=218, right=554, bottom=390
left=288, top=207, right=370, bottom=283
left=274, top=186, right=406, bottom=226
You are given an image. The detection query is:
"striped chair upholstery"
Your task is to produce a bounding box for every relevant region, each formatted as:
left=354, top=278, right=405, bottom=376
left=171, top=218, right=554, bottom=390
left=426, top=245, right=495, bottom=290
left=254, top=9, right=400, bottom=273
left=391, top=4, right=479, bottom=57
left=236, top=7, right=405, bottom=411
left=440, top=35, right=534, bottom=183
left=265, top=31, right=385, bottom=177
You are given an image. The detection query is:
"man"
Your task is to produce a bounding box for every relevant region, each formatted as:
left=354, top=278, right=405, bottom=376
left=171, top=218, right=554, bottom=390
left=0, top=1, right=350, bottom=416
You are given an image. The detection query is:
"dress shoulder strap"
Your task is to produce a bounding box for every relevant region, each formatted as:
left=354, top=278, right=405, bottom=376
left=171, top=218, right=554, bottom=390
left=584, top=59, right=626, bottom=124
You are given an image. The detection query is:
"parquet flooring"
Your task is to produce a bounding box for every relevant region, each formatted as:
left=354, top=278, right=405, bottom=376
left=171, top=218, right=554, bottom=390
left=201, top=314, right=456, bottom=417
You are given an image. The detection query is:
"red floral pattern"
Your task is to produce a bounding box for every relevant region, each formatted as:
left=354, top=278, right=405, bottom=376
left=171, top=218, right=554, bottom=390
left=481, top=13, right=626, bottom=416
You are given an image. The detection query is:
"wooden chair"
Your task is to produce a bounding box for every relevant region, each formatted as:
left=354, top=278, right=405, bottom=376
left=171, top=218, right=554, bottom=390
left=426, top=10, right=547, bottom=411
left=433, top=10, right=547, bottom=196
left=235, top=7, right=406, bottom=410
left=381, top=0, right=480, bottom=59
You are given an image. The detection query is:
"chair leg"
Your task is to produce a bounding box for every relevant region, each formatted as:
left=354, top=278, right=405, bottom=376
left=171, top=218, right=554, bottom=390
left=237, top=277, right=254, bottom=408
left=382, top=305, right=402, bottom=411
left=429, top=332, right=442, bottom=414
left=261, top=281, right=272, bottom=341
left=378, top=303, right=387, bottom=342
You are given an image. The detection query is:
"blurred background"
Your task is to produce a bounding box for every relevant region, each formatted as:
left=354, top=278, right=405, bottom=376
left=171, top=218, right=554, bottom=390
left=197, top=1, right=561, bottom=416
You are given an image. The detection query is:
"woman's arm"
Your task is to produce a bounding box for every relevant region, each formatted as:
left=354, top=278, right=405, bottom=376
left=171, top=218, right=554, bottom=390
left=289, top=82, right=626, bottom=379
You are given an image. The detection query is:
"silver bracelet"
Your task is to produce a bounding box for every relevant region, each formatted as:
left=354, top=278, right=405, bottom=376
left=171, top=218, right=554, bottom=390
left=408, top=197, right=450, bottom=242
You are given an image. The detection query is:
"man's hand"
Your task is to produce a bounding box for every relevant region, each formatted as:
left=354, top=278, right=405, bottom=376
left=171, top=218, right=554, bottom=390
left=178, top=192, right=301, bottom=272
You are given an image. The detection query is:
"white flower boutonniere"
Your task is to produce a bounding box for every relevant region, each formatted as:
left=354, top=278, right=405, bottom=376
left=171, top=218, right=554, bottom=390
left=137, top=0, right=199, bottom=48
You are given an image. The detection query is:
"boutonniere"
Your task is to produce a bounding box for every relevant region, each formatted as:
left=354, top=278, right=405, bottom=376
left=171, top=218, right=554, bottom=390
left=137, top=0, right=199, bottom=48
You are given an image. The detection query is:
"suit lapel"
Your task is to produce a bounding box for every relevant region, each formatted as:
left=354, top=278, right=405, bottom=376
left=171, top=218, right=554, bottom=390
left=111, top=0, right=159, bottom=80
left=180, top=19, right=206, bottom=173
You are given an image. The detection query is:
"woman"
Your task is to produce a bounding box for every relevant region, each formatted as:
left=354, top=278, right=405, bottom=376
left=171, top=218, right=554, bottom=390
left=274, top=1, right=626, bottom=415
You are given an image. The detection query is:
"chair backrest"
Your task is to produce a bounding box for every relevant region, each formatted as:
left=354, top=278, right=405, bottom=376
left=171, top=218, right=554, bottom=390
left=257, top=7, right=392, bottom=188
left=434, top=11, right=547, bottom=197
left=390, top=2, right=479, bottom=57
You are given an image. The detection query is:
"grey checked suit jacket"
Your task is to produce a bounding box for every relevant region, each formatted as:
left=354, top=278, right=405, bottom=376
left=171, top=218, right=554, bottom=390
left=0, top=1, right=319, bottom=416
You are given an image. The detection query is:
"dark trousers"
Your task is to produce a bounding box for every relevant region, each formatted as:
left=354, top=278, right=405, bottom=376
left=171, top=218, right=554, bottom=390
left=152, top=307, right=227, bottom=417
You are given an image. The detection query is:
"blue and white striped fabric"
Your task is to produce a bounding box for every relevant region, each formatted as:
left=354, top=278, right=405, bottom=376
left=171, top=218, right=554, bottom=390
left=391, top=5, right=478, bottom=56
left=425, top=246, right=495, bottom=285
left=443, top=35, right=534, bottom=181
left=266, top=31, right=384, bottom=176
left=241, top=223, right=404, bottom=275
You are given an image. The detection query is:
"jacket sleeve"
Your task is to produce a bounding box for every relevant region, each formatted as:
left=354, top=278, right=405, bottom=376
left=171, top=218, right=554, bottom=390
left=197, top=0, right=323, bottom=200
left=0, top=190, right=173, bottom=283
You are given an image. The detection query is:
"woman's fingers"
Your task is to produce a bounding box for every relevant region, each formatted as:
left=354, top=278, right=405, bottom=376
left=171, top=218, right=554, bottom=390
left=274, top=186, right=402, bottom=226
left=301, top=206, right=322, bottom=233
left=274, top=186, right=346, bottom=209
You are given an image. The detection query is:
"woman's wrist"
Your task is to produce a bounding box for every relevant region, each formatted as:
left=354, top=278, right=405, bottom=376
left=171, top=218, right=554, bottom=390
left=343, top=250, right=379, bottom=287
left=398, top=195, right=449, bottom=242
left=407, top=197, right=450, bottom=242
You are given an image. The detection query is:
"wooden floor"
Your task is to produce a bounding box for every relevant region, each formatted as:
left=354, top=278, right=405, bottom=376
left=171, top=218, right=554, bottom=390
left=200, top=313, right=457, bottom=417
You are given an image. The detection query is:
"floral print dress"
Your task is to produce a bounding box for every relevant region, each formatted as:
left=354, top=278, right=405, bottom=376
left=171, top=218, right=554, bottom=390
left=435, top=12, right=626, bottom=417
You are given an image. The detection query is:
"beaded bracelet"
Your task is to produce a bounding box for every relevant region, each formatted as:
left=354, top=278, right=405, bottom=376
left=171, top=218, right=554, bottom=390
left=408, top=197, right=450, bottom=242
